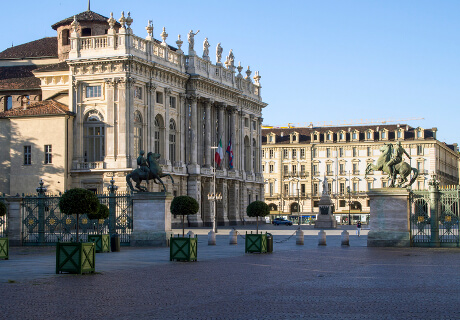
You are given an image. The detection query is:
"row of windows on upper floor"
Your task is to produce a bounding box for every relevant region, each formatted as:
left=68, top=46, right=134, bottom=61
left=266, top=127, right=426, bottom=144
left=262, top=145, right=425, bottom=159
left=262, top=160, right=426, bottom=175
left=23, top=145, right=53, bottom=166
left=266, top=179, right=429, bottom=197
left=85, top=85, right=177, bottom=108
left=85, top=85, right=259, bottom=130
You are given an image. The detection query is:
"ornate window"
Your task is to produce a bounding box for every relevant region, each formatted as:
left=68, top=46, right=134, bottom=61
left=154, top=115, right=164, bottom=154
left=169, top=119, right=176, bottom=163
left=86, top=85, right=102, bottom=98
left=84, top=112, right=105, bottom=162
left=134, top=112, right=143, bottom=157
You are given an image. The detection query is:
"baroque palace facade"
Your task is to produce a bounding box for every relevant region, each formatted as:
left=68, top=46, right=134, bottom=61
left=0, top=8, right=267, bottom=226
left=262, top=124, right=459, bottom=224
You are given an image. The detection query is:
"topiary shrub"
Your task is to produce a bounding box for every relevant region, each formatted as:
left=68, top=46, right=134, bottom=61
left=88, top=203, right=109, bottom=234
left=59, top=188, right=99, bottom=242
left=0, top=202, right=6, bottom=217
left=246, top=201, right=270, bottom=233
left=170, top=195, right=199, bottom=237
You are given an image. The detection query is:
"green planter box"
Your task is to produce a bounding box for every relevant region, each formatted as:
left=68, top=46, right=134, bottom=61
left=245, top=233, right=268, bottom=253
left=0, top=237, right=8, bottom=260
left=56, top=242, right=96, bottom=274
left=88, top=234, right=110, bottom=253
left=170, top=236, right=197, bottom=262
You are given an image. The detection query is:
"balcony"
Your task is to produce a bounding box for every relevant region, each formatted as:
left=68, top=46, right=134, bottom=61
left=353, top=170, right=360, bottom=175
left=326, top=171, right=334, bottom=176
left=283, top=171, right=309, bottom=178
left=72, top=161, right=104, bottom=170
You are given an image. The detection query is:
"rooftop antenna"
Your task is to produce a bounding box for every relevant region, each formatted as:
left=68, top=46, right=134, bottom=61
left=88, top=0, right=91, bottom=11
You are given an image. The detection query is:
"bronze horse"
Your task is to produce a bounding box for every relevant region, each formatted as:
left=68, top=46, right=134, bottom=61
left=126, top=152, right=174, bottom=192
left=365, top=144, right=418, bottom=188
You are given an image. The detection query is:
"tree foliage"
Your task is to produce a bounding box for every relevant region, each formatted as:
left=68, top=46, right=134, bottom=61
left=0, top=202, right=6, bottom=217
left=58, top=188, right=99, bottom=216
left=246, top=201, right=270, bottom=218
left=170, top=196, right=199, bottom=216
left=87, top=203, right=109, bottom=220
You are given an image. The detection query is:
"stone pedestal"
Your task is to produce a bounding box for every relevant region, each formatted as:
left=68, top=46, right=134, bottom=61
left=314, top=189, right=337, bottom=229
left=130, top=192, right=173, bottom=247
left=367, top=188, right=410, bottom=247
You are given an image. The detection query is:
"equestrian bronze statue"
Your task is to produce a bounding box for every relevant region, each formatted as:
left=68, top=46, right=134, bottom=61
left=365, top=143, right=418, bottom=188
left=126, top=151, right=174, bottom=192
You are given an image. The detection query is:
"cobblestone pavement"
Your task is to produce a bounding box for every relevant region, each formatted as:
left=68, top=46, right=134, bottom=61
left=1, top=227, right=459, bottom=319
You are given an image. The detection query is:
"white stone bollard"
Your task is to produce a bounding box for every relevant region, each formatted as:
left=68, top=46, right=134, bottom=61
left=296, top=229, right=304, bottom=245
left=186, top=231, right=195, bottom=238
left=341, top=230, right=350, bottom=246
left=318, top=230, right=327, bottom=246
left=229, top=229, right=238, bottom=245
left=208, top=230, right=216, bottom=245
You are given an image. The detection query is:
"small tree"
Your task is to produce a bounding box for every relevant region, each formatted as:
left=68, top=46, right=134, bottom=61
left=0, top=202, right=6, bottom=217
left=58, top=188, right=99, bottom=242
left=87, top=203, right=109, bottom=234
left=246, top=201, right=270, bottom=233
left=170, top=195, right=199, bottom=237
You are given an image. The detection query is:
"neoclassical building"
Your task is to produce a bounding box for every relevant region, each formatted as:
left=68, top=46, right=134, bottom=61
left=262, top=124, right=459, bottom=224
left=0, top=8, right=267, bottom=226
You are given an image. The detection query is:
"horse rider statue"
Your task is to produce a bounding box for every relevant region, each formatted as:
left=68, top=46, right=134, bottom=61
left=126, top=151, right=175, bottom=192
left=365, top=142, right=418, bottom=188
left=388, top=141, right=412, bottom=182
left=137, top=150, right=150, bottom=180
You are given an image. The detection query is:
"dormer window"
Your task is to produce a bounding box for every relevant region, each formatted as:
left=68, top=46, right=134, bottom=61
left=415, top=127, right=424, bottom=139
left=290, top=132, right=299, bottom=143
left=311, top=131, right=320, bottom=142
left=366, top=130, right=373, bottom=140
left=351, top=130, right=359, bottom=141
left=380, top=129, right=388, bottom=140
left=338, top=131, right=346, bottom=141
left=268, top=133, right=276, bottom=144
left=396, top=128, right=404, bottom=140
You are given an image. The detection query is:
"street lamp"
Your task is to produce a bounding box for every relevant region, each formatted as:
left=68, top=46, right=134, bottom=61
left=207, top=146, right=222, bottom=233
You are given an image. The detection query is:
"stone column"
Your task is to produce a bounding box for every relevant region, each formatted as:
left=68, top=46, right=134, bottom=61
left=202, top=177, right=213, bottom=227
left=72, top=80, right=84, bottom=166
left=117, top=78, right=128, bottom=167
left=164, top=88, right=171, bottom=165
left=5, top=197, right=22, bottom=246
left=179, top=93, right=186, bottom=165
left=127, top=77, right=135, bottom=168
left=227, top=181, right=239, bottom=225
left=187, top=94, right=200, bottom=173
left=249, top=114, right=254, bottom=173
left=105, top=78, right=116, bottom=166
left=186, top=175, right=203, bottom=226
left=218, top=103, right=226, bottom=167
left=367, top=188, right=410, bottom=247
left=229, top=106, right=237, bottom=170
left=204, top=99, right=212, bottom=167
left=239, top=109, right=245, bottom=172
left=131, top=192, right=173, bottom=246
left=147, top=82, right=157, bottom=153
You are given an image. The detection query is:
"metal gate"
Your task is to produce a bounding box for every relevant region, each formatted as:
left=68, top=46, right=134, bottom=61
left=410, top=178, right=459, bottom=247
left=21, top=192, right=133, bottom=245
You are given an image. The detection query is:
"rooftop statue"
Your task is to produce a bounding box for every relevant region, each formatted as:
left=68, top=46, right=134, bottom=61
left=365, top=143, right=418, bottom=188
left=187, top=29, right=200, bottom=53
left=126, top=151, right=174, bottom=192
left=216, top=43, right=223, bottom=64
left=203, top=37, right=210, bottom=59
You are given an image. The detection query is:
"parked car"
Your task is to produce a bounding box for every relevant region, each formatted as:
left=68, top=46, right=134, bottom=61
left=272, top=218, right=293, bottom=226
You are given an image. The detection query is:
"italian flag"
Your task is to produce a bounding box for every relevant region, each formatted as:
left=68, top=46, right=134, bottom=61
left=215, top=138, right=223, bottom=167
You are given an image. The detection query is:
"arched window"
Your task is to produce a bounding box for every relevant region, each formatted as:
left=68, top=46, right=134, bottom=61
left=134, top=111, right=143, bottom=157
left=169, top=119, right=176, bottom=164
left=84, top=112, right=105, bottom=162
left=154, top=115, right=164, bottom=155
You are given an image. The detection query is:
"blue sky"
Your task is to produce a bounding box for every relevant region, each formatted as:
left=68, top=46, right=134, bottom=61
left=2, top=0, right=459, bottom=144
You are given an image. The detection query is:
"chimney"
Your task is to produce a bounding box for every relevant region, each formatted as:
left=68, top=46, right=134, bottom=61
left=432, top=127, right=437, bottom=140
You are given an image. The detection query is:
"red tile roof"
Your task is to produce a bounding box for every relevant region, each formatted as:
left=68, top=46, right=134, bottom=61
left=52, top=10, right=117, bottom=30
left=0, top=65, right=43, bottom=90
left=0, top=37, right=57, bottom=59
left=0, top=100, right=73, bottom=118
